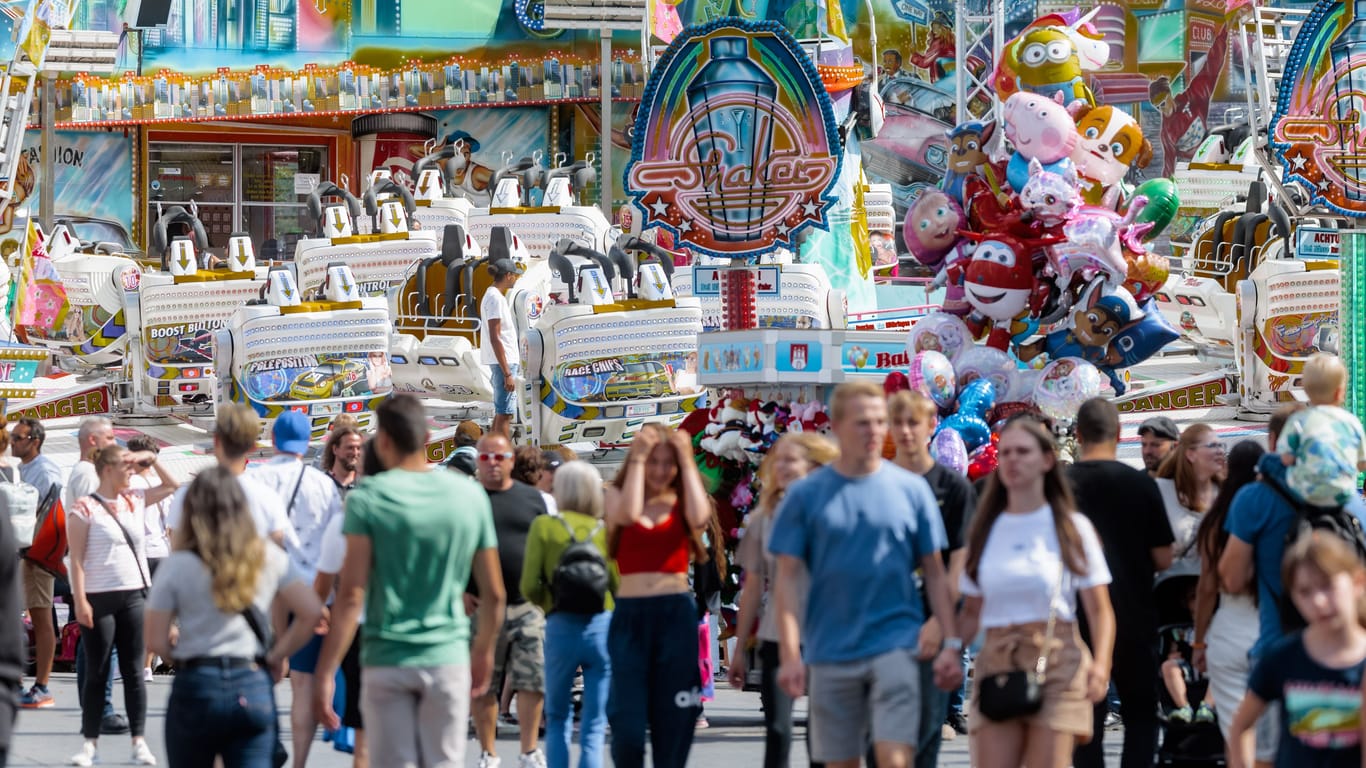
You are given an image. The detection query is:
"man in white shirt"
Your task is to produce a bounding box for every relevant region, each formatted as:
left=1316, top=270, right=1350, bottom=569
left=248, top=410, right=342, bottom=768
left=480, top=258, right=525, bottom=438
left=165, top=404, right=292, bottom=548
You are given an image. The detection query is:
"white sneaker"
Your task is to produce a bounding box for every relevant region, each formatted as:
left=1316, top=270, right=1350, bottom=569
left=132, top=739, right=157, bottom=765
left=478, top=753, right=502, bottom=768
left=517, top=750, right=546, bottom=768
left=69, top=741, right=97, bottom=767
left=142, top=667, right=153, bottom=682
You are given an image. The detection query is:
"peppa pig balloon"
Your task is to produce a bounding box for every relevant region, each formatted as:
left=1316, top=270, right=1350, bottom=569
left=931, top=428, right=969, bottom=475
left=1003, top=91, right=1080, bottom=193
left=908, top=312, right=972, bottom=361
left=1033, top=357, right=1103, bottom=422
left=909, top=350, right=957, bottom=409
left=903, top=190, right=966, bottom=271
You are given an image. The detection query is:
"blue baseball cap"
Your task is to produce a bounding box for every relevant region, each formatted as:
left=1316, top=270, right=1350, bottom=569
left=273, top=411, right=312, bottom=455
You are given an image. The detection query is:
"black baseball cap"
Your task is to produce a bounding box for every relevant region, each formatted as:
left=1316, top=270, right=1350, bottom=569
left=1137, top=416, right=1180, bottom=441
left=541, top=450, right=565, bottom=471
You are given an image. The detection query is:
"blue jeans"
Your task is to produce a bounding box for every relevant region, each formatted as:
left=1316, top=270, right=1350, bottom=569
left=165, top=663, right=277, bottom=768
left=491, top=363, right=519, bottom=415
left=545, top=611, right=612, bottom=768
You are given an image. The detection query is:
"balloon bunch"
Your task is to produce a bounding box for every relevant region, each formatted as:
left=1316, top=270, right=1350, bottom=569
left=901, top=312, right=1106, bottom=480
left=904, top=10, right=1182, bottom=395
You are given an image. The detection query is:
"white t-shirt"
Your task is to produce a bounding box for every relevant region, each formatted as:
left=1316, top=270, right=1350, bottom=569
left=316, top=514, right=365, bottom=624
left=960, top=505, right=1112, bottom=628
left=166, top=472, right=295, bottom=548
left=71, top=490, right=152, bottom=594
left=64, top=461, right=99, bottom=512
left=479, top=286, right=517, bottom=367
left=1156, top=478, right=1203, bottom=572
left=248, top=455, right=342, bottom=580
left=130, top=473, right=171, bottom=560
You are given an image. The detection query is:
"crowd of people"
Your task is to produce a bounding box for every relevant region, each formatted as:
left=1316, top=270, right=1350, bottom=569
left=0, top=350, right=1360, bottom=768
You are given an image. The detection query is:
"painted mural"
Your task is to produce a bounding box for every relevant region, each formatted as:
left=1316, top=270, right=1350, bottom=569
left=362, top=107, right=551, bottom=206
left=0, top=132, right=134, bottom=250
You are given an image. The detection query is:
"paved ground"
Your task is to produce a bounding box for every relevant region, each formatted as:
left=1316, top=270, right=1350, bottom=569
left=11, top=673, right=1128, bottom=766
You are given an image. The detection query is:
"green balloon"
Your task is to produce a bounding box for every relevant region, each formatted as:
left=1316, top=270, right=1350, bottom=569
left=1130, top=178, right=1180, bottom=241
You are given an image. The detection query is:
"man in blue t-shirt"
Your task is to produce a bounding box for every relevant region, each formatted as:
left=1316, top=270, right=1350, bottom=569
left=1221, top=403, right=1366, bottom=765
left=768, top=381, right=963, bottom=768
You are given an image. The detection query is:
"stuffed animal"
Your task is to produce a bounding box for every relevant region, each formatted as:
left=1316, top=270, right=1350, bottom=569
left=1003, top=91, right=1080, bottom=193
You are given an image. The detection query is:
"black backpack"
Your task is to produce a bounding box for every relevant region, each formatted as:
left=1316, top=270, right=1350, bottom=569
left=551, top=517, right=610, bottom=615
left=1265, top=477, right=1366, bottom=631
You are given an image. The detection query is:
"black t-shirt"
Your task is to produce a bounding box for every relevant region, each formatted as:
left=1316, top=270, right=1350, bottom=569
left=1067, top=460, right=1175, bottom=644
left=481, top=480, right=546, bottom=606
left=1249, top=632, right=1366, bottom=768
left=0, top=502, right=21, bottom=685
left=919, top=462, right=977, bottom=615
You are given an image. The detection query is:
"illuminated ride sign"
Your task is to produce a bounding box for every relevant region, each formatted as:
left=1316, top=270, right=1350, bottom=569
left=1272, top=0, right=1366, bottom=215
left=626, top=20, right=843, bottom=259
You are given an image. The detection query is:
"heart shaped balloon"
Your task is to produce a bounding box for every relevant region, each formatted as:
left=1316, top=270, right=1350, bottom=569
left=1033, top=357, right=1103, bottom=422
left=907, top=312, right=972, bottom=362
left=967, top=444, right=999, bottom=481
left=930, top=428, right=969, bottom=475
left=910, top=350, right=957, bottom=409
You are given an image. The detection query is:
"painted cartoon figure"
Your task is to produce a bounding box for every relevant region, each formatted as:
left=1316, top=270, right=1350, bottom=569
left=907, top=12, right=957, bottom=81
left=903, top=189, right=965, bottom=271
left=1070, top=104, right=1153, bottom=208
left=946, top=234, right=1050, bottom=351
left=1018, top=158, right=1080, bottom=228
left=1003, top=91, right=1080, bottom=193
left=1149, top=21, right=1232, bottom=175
left=940, top=120, right=1005, bottom=205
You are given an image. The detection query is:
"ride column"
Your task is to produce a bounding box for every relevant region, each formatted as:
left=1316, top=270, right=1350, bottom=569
left=721, top=263, right=757, bottom=330
left=1344, top=229, right=1366, bottom=428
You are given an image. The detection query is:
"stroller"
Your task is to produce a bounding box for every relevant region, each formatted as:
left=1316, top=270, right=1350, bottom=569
left=1153, top=568, right=1226, bottom=767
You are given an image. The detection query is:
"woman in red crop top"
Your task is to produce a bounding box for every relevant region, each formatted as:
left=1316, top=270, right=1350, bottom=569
left=604, top=423, right=712, bottom=768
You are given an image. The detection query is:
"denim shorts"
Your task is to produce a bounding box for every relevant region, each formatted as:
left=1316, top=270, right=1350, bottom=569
left=491, top=363, right=519, bottom=416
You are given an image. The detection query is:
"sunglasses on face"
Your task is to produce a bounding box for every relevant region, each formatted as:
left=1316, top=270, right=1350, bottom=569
left=1200, top=441, right=1226, bottom=453
left=10, top=435, right=32, bottom=442
left=478, top=452, right=514, bottom=462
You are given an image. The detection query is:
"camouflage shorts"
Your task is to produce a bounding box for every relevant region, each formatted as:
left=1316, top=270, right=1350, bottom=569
left=474, top=601, right=546, bottom=694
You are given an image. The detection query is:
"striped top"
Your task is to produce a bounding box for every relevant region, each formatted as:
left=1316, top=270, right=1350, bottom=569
left=71, top=490, right=150, bottom=595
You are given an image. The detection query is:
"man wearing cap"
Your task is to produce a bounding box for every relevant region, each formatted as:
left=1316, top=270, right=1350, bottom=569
left=1138, top=416, right=1180, bottom=476
left=447, top=446, right=479, bottom=477
left=482, top=258, right=526, bottom=438
left=249, top=410, right=344, bottom=768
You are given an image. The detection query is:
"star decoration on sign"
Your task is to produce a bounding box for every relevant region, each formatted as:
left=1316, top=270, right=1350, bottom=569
left=1289, top=153, right=1308, bottom=171
left=650, top=198, right=670, bottom=217
left=801, top=197, right=822, bottom=218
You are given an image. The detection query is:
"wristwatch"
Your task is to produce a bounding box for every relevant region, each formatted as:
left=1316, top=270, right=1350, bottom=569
left=942, top=637, right=964, bottom=652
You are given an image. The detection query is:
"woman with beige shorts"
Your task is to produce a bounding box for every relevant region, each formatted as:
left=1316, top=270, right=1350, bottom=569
left=956, top=415, right=1116, bottom=768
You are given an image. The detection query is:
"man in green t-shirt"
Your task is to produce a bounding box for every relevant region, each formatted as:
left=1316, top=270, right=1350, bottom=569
left=313, top=394, right=506, bottom=765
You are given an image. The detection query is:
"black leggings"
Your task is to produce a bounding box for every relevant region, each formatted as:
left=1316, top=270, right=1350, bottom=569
left=79, top=589, right=146, bottom=739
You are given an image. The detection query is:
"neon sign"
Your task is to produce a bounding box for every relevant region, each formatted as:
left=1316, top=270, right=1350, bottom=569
left=1272, top=0, right=1366, bottom=216
left=626, top=20, right=842, bottom=259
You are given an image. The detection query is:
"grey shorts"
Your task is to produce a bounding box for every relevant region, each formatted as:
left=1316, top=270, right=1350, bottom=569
left=1255, top=700, right=1280, bottom=763
left=808, top=647, right=920, bottom=762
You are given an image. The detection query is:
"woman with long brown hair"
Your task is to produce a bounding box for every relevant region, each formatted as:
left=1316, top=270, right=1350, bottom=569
left=604, top=423, right=712, bottom=768
left=67, top=444, right=180, bottom=766
left=1191, top=441, right=1265, bottom=745
left=145, top=467, right=321, bottom=767
left=728, top=433, right=838, bottom=768
left=957, top=415, right=1115, bottom=768
left=1155, top=423, right=1227, bottom=573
